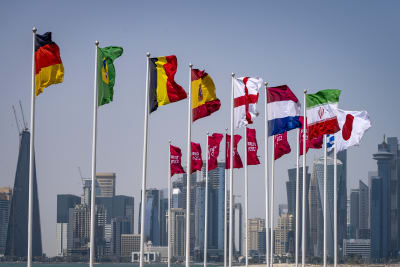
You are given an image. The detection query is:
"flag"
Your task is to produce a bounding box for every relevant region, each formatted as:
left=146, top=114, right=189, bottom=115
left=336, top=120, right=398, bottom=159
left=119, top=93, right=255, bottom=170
left=246, top=128, right=260, bottom=165
left=191, top=142, right=203, bottom=174
left=327, top=109, right=371, bottom=152
left=274, top=132, right=291, bottom=160
left=97, top=46, right=123, bottom=106
left=306, top=89, right=341, bottom=139
left=192, top=69, right=221, bottom=121
left=208, top=133, right=224, bottom=171
left=299, top=116, right=323, bottom=155
left=225, top=134, right=243, bottom=169
left=234, top=77, right=263, bottom=128
left=170, top=145, right=185, bottom=176
left=267, top=85, right=301, bottom=136
left=327, top=134, right=335, bottom=150
left=149, top=55, right=187, bottom=112
left=35, top=32, right=64, bottom=96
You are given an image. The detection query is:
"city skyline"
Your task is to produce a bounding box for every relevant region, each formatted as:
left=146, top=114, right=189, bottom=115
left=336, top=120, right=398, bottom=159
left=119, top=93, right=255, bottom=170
left=1, top=0, right=400, bottom=257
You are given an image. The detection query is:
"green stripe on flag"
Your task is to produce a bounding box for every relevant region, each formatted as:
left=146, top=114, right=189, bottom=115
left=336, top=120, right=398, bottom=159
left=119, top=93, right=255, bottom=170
left=306, top=89, right=341, bottom=108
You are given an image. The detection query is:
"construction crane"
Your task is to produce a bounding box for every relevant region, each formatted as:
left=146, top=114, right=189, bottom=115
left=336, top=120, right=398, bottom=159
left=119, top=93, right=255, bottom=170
left=19, top=100, right=27, bottom=130
left=12, top=105, right=21, bottom=135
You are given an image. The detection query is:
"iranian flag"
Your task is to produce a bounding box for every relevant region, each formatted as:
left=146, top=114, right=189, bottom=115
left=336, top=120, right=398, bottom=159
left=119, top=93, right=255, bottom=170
left=306, top=89, right=341, bottom=139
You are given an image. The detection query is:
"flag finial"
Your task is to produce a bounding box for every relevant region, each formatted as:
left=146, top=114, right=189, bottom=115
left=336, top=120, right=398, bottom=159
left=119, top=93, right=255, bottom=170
left=146, top=52, right=150, bottom=57
left=95, top=40, right=99, bottom=46
left=32, top=27, right=37, bottom=33
left=304, top=90, right=307, bottom=94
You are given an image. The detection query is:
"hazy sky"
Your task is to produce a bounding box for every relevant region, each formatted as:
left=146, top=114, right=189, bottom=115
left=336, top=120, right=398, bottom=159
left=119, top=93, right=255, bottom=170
left=1, top=1, right=400, bottom=257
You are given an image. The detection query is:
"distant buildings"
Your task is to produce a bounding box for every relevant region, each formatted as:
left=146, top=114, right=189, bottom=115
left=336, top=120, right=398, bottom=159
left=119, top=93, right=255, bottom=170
left=343, top=239, right=371, bottom=260
left=0, top=187, right=12, bottom=255
left=247, top=218, right=266, bottom=256
left=274, top=213, right=294, bottom=257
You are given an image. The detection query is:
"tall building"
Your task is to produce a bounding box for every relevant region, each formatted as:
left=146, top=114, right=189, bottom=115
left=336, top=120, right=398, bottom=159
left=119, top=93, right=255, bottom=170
left=248, top=218, right=265, bottom=255
left=0, top=187, right=12, bottom=255
left=172, top=188, right=183, bottom=209
left=56, top=194, right=80, bottom=256
left=274, top=213, right=294, bottom=256
left=194, top=180, right=206, bottom=260
left=96, top=172, right=116, bottom=197
left=358, top=181, right=370, bottom=239
left=349, top=189, right=360, bottom=239
left=182, top=172, right=197, bottom=257
left=159, top=191, right=168, bottom=247
left=121, top=234, right=140, bottom=257
left=170, top=208, right=186, bottom=259
left=110, top=217, right=131, bottom=256
left=96, top=195, right=134, bottom=233
left=233, top=201, right=242, bottom=257
left=5, top=130, right=42, bottom=257
left=286, top=166, right=310, bottom=255
left=138, top=189, right=161, bottom=246
left=309, top=165, right=323, bottom=257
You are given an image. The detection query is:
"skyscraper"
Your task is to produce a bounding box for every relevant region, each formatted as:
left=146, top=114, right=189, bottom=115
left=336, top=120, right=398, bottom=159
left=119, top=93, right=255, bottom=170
left=194, top=180, right=206, bottom=260
left=56, top=194, right=80, bottom=256
left=110, top=217, right=131, bottom=255
left=5, top=130, right=42, bottom=257
left=274, top=213, right=294, bottom=257
left=96, top=172, right=116, bottom=197
left=349, top=189, right=360, bottom=239
left=170, top=208, right=186, bottom=259
left=358, top=181, right=370, bottom=239
left=247, top=218, right=265, bottom=255
left=138, top=189, right=161, bottom=246
left=0, top=187, right=12, bottom=255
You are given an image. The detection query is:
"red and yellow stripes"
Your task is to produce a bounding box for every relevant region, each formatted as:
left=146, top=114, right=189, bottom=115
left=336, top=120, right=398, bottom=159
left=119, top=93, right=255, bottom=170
left=149, top=55, right=187, bottom=112
left=35, top=32, right=64, bottom=96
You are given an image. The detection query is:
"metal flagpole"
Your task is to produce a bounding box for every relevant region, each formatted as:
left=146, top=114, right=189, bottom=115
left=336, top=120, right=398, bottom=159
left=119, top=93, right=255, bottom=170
left=244, top=126, right=249, bottom=267
left=333, top=137, right=338, bottom=267
left=168, top=140, right=171, bottom=267
left=270, top=140, right=275, bottom=266
left=301, top=90, right=307, bottom=267
left=27, top=26, right=37, bottom=267
left=204, top=133, right=209, bottom=267
left=229, top=73, right=235, bottom=267
left=323, top=135, right=327, bottom=267
left=185, top=63, right=193, bottom=267
left=264, top=82, right=270, bottom=267
left=89, top=40, right=99, bottom=267
left=295, top=128, right=300, bottom=267
left=140, top=52, right=151, bottom=267
left=224, top=128, right=228, bottom=267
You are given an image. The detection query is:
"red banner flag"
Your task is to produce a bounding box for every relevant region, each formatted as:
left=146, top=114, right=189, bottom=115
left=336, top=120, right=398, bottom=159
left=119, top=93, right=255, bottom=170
left=246, top=128, right=260, bottom=165
left=170, top=145, right=185, bottom=177
left=274, top=132, right=291, bottom=160
left=299, top=116, right=323, bottom=155
left=208, top=133, right=224, bottom=171
left=225, top=134, right=243, bottom=169
left=191, top=142, right=203, bottom=174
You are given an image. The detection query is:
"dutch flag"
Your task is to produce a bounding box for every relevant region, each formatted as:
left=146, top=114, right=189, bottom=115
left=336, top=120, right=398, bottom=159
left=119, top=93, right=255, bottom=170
left=267, top=85, right=302, bottom=136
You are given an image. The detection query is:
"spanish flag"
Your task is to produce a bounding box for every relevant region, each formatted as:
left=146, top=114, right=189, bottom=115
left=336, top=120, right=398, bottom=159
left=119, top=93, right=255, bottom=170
left=149, top=55, right=187, bottom=113
left=191, top=69, right=221, bottom=121
left=35, top=32, right=64, bottom=96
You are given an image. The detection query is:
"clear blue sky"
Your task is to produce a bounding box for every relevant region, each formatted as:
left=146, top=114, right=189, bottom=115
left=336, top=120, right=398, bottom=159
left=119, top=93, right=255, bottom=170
left=1, top=0, right=399, bottom=256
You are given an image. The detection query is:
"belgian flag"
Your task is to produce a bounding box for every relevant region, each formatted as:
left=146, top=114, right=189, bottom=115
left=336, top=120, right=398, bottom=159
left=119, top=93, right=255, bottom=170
left=149, top=55, right=187, bottom=113
left=35, top=32, right=64, bottom=96
left=191, top=69, right=221, bottom=121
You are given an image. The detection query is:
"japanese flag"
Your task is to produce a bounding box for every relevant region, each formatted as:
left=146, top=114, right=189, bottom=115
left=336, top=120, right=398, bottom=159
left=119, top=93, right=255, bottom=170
left=328, top=109, right=371, bottom=152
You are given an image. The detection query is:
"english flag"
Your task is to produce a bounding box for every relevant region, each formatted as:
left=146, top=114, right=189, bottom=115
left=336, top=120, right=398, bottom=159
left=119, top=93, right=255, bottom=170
left=274, top=132, right=291, bottom=160
left=170, top=145, right=185, bottom=176
left=299, top=116, right=323, bottom=155
left=191, top=142, right=203, bottom=174
left=246, top=128, right=260, bottom=165
left=225, top=134, right=243, bottom=169
left=233, top=77, right=263, bottom=129
left=208, top=133, right=224, bottom=171
left=327, top=109, right=371, bottom=152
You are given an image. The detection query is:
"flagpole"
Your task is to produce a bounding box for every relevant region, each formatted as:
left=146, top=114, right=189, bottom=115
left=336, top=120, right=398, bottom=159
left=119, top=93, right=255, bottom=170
left=301, top=90, right=307, bottom=267
left=295, top=128, right=300, bottom=267
left=89, top=40, right=99, bottom=267
left=140, top=52, right=151, bottom=267
left=27, top=26, right=37, bottom=267
left=204, top=132, right=209, bottom=267
left=229, top=73, right=235, bottom=267
left=333, top=137, right=338, bottom=267
left=323, top=135, right=327, bottom=267
left=244, top=126, right=249, bottom=267
left=224, top=128, right=228, bottom=267
left=264, top=82, right=270, bottom=267
left=168, top=140, right=171, bottom=267
left=185, top=63, right=193, bottom=267
left=270, top=140, right=275, bottom=266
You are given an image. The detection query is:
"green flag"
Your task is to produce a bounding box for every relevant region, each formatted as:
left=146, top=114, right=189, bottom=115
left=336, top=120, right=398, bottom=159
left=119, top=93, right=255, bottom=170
left=97, top=46, right=123, bottom=106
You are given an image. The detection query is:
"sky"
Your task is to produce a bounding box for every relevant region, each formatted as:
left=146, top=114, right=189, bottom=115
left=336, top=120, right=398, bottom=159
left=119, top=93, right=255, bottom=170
left=1, top=0, right=400, bottom=257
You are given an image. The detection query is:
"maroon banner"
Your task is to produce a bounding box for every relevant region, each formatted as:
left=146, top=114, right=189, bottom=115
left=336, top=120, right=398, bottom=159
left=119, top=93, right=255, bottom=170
left=208, top=133, right=224, bottom=171
left=246, top=128, right=260, bottom=165
left=225, top=134, right=243, bottom=169
left=274, top=132, right=291, bottom=160
left=191, top=142, right=203, bottom=174
left=170, top=145, right=185, bottom=177
left=299, top=116, right=323, bottom=155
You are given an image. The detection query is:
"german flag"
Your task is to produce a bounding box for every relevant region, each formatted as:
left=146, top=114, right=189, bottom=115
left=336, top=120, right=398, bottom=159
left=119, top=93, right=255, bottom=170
left=149, top=55, right=187, bottom=113
left=35, top=32, right=64, bottom=96
left=191, top=69, right=221, bottom=121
